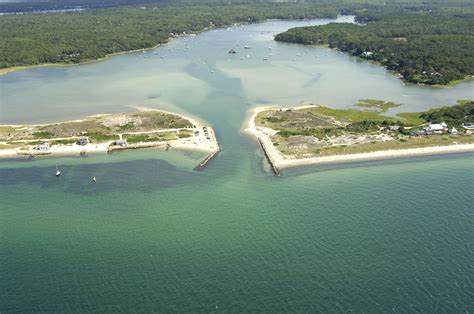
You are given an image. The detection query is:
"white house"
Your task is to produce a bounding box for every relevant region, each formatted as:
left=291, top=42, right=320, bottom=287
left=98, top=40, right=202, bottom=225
left=427, top=123, right=444, bottom=133
left=37, top=142, right=50, bottom=151
left=448, top=127, right=458, bottom=134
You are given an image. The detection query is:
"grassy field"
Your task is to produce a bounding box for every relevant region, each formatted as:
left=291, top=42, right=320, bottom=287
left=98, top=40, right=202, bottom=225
left=0, top=110, right=193, bottom=142
left=123, top=130, right=191, bottom=144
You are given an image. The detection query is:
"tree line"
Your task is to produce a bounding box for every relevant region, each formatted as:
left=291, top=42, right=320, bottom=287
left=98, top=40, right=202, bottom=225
left=0, top=3, right=341, bottom=69
left=275, top=4, right=474, bottom=85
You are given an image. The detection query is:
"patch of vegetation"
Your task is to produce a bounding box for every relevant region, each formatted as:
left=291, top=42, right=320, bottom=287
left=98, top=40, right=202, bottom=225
left=395, top=112, right=425, bottom=126
left=124, top=132, right=178, bottom=143
left=85, top=132, right=118, bottom=142
left=51, top=139, right=77, bottom=145
left=278, top=127, right=342, bottom=139
left=302, top=106, right=388, bottom=123
left=264, top=117, right=288, bottom=123
left=118, top=122, right=135, bottom=130
left=33, top=131, right=55, bottom=138
left=345, top=120, right=380, bottom=133
left=355, top=99, right=401, bottom=113
left=177, top=131, right=192, bottom=138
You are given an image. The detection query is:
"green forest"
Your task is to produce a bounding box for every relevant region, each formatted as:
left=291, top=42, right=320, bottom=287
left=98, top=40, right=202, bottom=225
left=1, top=0, right=473, bottom=86
left=275, top=5, right=474, bottom=85
left=0, top=3, right=340, bottom=69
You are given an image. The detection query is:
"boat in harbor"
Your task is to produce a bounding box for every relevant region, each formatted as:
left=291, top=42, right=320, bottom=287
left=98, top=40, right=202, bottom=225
left=55, top=165, right=61, bottom=177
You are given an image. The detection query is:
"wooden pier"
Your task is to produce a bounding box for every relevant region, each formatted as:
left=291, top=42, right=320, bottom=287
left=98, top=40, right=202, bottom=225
left=258, top=137, right=281, bottom=177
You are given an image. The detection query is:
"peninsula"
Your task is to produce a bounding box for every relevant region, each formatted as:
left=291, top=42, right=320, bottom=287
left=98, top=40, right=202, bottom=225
left=246, top=100, right=474, bottom=172
left=0, top=108, right=219, bottom=160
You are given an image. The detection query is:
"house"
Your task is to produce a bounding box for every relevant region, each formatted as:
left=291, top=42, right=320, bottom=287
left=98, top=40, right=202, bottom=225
left=440, top=122, right=447, bottom=128
left=426, top=123, right=444, bottom=133
left=78, top=136, right=89, bottom=146
left=115, top=139, right=128, bottom=147
left=463, top=122, right=474, bottom=130
left=389, top=125, right=400, bottom=131
left=37, top=142, right=50, bottom=151
left=448, top=127, right=458, bottom=134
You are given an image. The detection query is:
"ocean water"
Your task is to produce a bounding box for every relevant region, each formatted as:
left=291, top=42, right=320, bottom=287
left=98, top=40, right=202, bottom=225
left=1, top=17, right=474, bottom=312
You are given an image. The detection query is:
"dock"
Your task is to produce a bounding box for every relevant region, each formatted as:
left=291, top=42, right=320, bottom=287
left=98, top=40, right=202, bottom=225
left=258, top=137, right=281, bottom=176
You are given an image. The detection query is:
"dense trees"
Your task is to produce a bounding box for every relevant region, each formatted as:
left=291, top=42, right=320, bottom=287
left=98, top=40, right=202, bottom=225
left=0, top=3, right=340, bottom=68
left=0, top=0, right=171, bottom=13
left=275, top=5, right=474, bottom=85
left=420, top=100, right=474, bottom=128
left=1, top=0, right=473, bottom=86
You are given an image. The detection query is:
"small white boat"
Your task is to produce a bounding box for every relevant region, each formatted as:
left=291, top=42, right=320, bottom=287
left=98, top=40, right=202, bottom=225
left=92, top=176, right=96, bottom=183
left=263, top=57, right=268, bottom=61
left=244, top=45, right=251, bottom=49
left=55, top=165, right=61, bottom=177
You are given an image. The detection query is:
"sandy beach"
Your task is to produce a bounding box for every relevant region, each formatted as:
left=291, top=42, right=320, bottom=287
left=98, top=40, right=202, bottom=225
left=245, top=105, right=474, bottom=170
left=0, top=107, right=218, bottom=159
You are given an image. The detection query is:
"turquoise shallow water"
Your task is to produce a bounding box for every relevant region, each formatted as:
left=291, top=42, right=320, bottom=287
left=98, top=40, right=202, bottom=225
left=1, top=152, right=473, bottom=312
left=1, top=17, right=474, bottom=312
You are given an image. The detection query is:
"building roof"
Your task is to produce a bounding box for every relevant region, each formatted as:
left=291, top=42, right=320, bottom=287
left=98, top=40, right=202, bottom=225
left=428, top=124, right=444, bottom=131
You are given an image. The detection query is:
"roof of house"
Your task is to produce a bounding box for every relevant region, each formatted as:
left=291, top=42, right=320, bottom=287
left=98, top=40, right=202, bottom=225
left=428, top=124, right=444, bottom=131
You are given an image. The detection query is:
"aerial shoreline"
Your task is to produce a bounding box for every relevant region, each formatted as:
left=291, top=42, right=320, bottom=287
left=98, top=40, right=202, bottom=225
left=0, top=44, right=168, bottom=76
left=0, top=107, right=219, bottom=160
left=0, top=17, right=471, bottom=89
left=245, top=105, right=474, bottom=171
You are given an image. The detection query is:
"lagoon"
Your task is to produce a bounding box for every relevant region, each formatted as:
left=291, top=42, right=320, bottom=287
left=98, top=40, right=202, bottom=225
left=1, top=17, right=473, bottom=312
